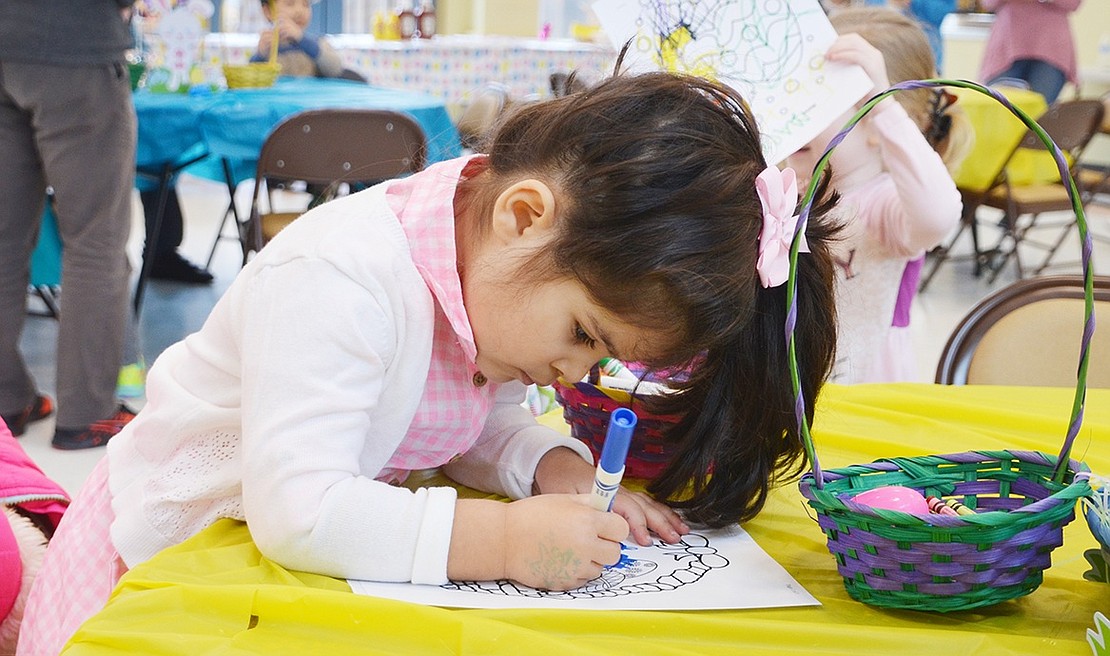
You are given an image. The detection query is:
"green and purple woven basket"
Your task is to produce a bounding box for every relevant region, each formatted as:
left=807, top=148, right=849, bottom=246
left=792, top=79, right=1095, bottom=612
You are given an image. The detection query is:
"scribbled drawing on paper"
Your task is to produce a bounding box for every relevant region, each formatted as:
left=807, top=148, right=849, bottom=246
left=630, top=0, right=806, bottom=89
left=592, top=0, right=873, bottom=164
left=443, top=532, right=728, bottom=599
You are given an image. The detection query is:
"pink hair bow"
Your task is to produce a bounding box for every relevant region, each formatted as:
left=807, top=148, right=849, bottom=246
left=755, top=165, right=809, bottom=289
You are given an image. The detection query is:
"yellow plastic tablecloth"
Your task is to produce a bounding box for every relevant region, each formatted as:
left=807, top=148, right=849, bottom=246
left=951, top=86, right=1058, bottom=193
left=65, top=384, right=1109, bottom=655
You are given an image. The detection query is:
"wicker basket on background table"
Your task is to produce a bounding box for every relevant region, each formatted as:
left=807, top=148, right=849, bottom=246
left=553, top=366, right=681, bottom=480
left=793, top=79, right=1095, bottom=612
left=223, top=63, right=280, bottom=89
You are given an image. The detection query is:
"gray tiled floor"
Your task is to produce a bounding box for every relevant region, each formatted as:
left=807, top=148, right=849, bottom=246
left=15, top=174, right=1110, bottom=496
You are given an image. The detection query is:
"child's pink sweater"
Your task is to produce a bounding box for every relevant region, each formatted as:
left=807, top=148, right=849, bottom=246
left=829, top=100, right=962, bottom=383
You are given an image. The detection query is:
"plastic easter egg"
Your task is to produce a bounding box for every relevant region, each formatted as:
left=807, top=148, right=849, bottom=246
left=852, top=486, right=930, bottom=514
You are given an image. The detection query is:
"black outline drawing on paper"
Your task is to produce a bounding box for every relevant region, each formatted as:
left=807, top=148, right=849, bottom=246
left=442, top=532, right=729, bottom=599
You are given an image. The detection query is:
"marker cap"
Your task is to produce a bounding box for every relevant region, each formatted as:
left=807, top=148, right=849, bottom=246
left=599, top=408, right=637, bottom=473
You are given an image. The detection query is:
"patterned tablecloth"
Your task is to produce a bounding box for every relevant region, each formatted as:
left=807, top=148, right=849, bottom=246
left=203, top=33, right=617, bottom=112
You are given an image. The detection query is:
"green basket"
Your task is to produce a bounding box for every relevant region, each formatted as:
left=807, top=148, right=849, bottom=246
left=792, top=79, right=1095, bottom=612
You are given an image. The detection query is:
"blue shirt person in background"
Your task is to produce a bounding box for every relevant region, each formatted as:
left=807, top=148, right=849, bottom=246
left=863, top=0, right=956, bottom=72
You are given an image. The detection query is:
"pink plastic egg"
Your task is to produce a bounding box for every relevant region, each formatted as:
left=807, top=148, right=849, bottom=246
left=852, top=486, right=930, bottom=514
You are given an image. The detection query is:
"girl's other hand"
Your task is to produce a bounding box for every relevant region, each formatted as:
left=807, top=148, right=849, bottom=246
left=533, top=446, right=690, bottom=546
left=504, top=494, right=627, bottom=590
left=612, top=488, right=690, bottom=546
left=824, top=33, right=891, bottom=102
left=276, top=18, right=304, bottom=44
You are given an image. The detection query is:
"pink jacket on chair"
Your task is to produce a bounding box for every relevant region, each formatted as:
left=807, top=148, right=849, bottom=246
left=0, top=420, right=69, bottom=623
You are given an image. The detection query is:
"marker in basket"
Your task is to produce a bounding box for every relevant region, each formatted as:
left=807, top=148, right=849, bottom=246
left=598, top=357, right=638, bottom=381
left=590, top=407, right=638, bottom=512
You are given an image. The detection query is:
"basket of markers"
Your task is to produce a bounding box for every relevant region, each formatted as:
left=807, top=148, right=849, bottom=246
left=553, top=359, right=682, bottom=480
left=792, top=79, right=1094, bottom=612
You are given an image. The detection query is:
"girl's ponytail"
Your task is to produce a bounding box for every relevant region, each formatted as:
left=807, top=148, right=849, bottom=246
left=646, top=179, right=840, bottom=527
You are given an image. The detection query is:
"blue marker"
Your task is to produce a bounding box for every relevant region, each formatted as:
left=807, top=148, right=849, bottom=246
left=590, top=407, right=637, bottom=512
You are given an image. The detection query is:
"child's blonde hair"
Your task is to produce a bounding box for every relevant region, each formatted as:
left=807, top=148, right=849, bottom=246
left=461, top=66, right=843, bottom=526
left=830, top=7, right=973, bottom=173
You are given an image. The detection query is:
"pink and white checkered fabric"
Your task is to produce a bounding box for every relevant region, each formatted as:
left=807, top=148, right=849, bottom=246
left=16, top=457, right=124, bottom=656
left=379, top=156, right=497, bottom=481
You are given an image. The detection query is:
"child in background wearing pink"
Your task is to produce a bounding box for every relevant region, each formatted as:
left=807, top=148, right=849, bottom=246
left=787, top=7, right=970, bottom=383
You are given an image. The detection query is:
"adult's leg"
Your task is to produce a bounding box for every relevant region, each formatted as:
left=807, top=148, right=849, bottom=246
left=140, top=184, right=213, bottom=284
left=986, top=60, right=1033, bottom=90
left=31, top=61, right=135, bottom=428
left=1022, top=60, right=1067, bottom=105
left=0, top=62, right=48, bottom=416
left=140, top=185, right=184, bottom=260
left=988, top=59, right=1066, bottom=104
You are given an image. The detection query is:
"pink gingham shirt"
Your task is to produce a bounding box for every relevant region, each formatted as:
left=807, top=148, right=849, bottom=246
left=380, top=155, right=495, bottom=480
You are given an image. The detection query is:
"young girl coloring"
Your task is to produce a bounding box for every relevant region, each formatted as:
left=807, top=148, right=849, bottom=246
left=786, top=7, right=969, bottom=383
left=18, top=67, right=841, bottom=653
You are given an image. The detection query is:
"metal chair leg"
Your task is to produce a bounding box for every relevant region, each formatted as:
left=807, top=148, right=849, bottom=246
left=204, top=158, right=244, bottom=269
left=920, top=200, right=978, bottom=292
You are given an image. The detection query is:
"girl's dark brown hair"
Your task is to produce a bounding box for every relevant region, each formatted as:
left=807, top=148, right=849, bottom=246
left=464, top=68, right=840, bottom=526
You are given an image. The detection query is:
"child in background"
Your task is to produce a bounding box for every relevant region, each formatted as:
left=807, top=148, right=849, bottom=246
left=786, top=7, right=968, bottom=383
left=18, top=66, right=842, bottom=653
left=251, top=0, right=342, bottom=78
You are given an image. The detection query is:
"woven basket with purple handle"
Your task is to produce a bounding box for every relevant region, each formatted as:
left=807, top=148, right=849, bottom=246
left=794, top=79, right=1094, bottom=612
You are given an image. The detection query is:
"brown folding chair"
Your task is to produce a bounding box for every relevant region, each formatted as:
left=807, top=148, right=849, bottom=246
left=243, top=108, right=427, bottom=259
left=920, top=98, right=1104, bottom=290
left=935, top=274, right=1110, bottom=387
left=1076, top=93, right=1110, bottom=201
left=976, top=99, right=1104, bottom=281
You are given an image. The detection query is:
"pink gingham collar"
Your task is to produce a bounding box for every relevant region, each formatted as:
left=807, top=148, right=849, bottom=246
left=385, top=155, right=485, bottom=362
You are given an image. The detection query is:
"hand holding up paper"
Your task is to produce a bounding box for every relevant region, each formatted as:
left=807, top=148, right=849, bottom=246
left=591, top=0, right=872, bottom=164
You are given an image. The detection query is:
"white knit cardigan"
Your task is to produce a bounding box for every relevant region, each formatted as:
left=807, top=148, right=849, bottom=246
left=107, top=183, right=592, bottom=584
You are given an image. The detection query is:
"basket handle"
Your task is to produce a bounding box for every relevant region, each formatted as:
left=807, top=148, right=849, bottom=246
left=789, top=79, right=1096, bottom=490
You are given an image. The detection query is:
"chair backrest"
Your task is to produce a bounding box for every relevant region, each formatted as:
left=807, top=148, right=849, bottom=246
left=254, top=108, right=427, bottom=188
left=246, top=108, right=427, bottom=254
left=1015, top=98, right=1104, bottom=159
left=935, top=274, right=1110, bottom=387
left=1099, top=93, right=1110, bottom=135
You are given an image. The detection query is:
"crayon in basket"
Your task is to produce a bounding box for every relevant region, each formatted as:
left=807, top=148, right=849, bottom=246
left=943, top=498, right=977, bottom=516
left=598, top=357, right=638, bottom=381
left=925, top=496, right=959, bottom=517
